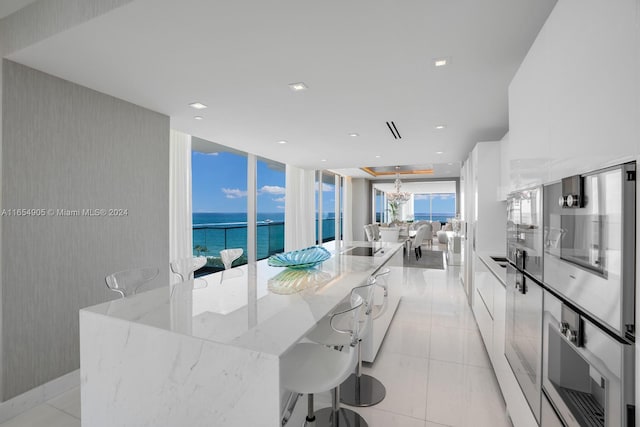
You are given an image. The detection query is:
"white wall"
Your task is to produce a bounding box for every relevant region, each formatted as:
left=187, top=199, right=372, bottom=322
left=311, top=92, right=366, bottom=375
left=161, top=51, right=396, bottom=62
left=351, top=178, right=370, bottom=241
left=507, top=0, right=640, bottom=189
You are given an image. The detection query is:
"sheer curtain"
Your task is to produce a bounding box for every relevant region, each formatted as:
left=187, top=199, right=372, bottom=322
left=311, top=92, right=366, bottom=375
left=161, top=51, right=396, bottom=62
left=284, top=164, right=316, bottom=251
left=169, top=129, right=193, bottom=281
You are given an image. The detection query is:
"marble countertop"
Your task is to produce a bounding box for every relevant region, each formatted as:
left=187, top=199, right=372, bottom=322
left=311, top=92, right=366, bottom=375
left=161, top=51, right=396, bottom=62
left=83, top=241, right=403, bottom=357
left=477, top=252, right=507, bottom=287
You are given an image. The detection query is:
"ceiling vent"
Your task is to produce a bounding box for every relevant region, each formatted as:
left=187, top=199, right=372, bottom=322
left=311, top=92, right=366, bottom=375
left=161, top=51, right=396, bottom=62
left=386, top=121, right=401, bottom=139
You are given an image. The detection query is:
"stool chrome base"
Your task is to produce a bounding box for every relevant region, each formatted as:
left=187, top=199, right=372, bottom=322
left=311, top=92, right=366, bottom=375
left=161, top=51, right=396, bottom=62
left=339, top=373, right=386, bottom=407
left=311, top=407, right=368, bottom=427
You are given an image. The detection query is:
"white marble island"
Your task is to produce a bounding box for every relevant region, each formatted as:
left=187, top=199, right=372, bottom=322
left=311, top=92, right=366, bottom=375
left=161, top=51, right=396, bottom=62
left=79, top=241, right=404, bottom=427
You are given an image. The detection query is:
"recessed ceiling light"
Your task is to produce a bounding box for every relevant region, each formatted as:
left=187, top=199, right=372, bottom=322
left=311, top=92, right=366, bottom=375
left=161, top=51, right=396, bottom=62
left=447, top=162, right=453, bottom=165
left=189, top=102, right=207, bottom=110
left=277, top=140, right=287, bottom=144
left=375, top=155, right=381, bottom=158
left=434, top=57, right=450, bottom=67
left=194, top=116, right=204, bottom=120
left=435, top=124, right=446, bottom=129
left=349, top=133, right=359, bottom=137
left=288, top=82, right=308, bottom=91
left=321, top=159, right=327, bottom=162
left=436, top=151, right=444, bottom=154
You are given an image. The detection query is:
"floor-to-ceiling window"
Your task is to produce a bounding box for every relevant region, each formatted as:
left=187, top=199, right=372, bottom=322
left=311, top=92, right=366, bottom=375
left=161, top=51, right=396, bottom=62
left=257, top=157, right=286, bottom=258
left=374, top=188, right=385, bottom=223
left=414, top=193, right=456, bottom=223
left=191, top=138, right=287, bottom=273
left=321, top=172, right=337, bottom=242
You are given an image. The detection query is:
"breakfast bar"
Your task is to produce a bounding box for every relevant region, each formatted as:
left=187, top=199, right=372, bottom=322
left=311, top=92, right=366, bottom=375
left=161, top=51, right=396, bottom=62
left=79, top=241, right=404, bottom=427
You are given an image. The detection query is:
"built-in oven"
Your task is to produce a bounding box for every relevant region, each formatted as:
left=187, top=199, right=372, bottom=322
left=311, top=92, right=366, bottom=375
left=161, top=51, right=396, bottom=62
left=506, top=186, right=544, bottom=423
left=507, top=186, right=543, bottom=281
left=542, top=289, right=635, bottom=427
left=543, top=162, right=636, bottom=341
left=506, top=263, right=544, bottom=423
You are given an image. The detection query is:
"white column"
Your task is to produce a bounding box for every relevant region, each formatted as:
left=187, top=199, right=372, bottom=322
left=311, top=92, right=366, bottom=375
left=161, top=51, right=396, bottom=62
left=247, top=154, right=257, bottom=263
left=342, top=176, right=353, bottom=241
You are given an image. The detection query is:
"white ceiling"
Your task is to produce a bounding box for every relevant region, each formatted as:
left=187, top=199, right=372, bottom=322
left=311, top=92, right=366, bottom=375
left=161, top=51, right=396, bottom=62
left=7, top=0, right=556, bottom=175
left=373, top=180, right=456, bottom=195
left=0, top=0, right=38, bottom=19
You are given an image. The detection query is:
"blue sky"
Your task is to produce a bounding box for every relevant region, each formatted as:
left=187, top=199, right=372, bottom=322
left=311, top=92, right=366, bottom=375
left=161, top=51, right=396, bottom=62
left=192, top=151, right=286, bottom=213
left=192, top=151, right=454, bottom=215
left=414, top=193, right=456, bottom=214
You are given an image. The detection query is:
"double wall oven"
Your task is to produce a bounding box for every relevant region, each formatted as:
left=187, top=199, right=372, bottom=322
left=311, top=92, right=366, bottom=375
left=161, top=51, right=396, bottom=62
left=506, top=162, right=636, bottom=427
left=506, top=186, right=544, bottom=423
left=542, top=163, right=635, bottom=427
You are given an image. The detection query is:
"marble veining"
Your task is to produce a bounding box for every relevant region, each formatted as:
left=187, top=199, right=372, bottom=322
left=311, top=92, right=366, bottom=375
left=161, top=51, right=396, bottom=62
left=83, top=241, right=402, bottom=357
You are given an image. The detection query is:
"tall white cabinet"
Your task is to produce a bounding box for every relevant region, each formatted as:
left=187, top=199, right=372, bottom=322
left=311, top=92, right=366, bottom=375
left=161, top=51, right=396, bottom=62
left=461, top=141, right=507, bottom=305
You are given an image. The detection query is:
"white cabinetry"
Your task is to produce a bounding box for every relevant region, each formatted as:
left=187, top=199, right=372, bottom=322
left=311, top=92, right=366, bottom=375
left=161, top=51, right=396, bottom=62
left=462, top=141, right=506, bottom=305
left=472, top=256, right=538, bottom=427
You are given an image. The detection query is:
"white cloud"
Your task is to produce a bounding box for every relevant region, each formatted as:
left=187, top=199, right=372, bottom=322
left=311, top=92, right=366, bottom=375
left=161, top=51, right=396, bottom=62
left=272, top=197, right=286, bottom=202
left=276, top=205, right=285, bottom=210
left=222, top=188, right=247, bottom=199
left=414, top=194, right=429, bottom=200
left=317, top=182, right=334, bottom=191
left=194, top=151, right=219, bottom=156
left=439, top=194, right=454, bottom=200
left=259, top=185, right=286, bottom=195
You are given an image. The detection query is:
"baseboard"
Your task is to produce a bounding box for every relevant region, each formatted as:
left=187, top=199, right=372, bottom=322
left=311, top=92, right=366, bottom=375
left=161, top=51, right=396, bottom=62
left=0, top=369, right=79, bottom=423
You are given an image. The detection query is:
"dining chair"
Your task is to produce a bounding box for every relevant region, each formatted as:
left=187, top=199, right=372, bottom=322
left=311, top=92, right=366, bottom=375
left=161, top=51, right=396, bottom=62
left=170, top=256, right=207, bottom=282
left=409, top=225, right=430, bottom=259
left=364, top=224, right=375, bottom=242
left=105, top=266, right=159, bottom=298
left=379, top=227, right=400, bottom=242
left=370, top=223, right=380, bottom=241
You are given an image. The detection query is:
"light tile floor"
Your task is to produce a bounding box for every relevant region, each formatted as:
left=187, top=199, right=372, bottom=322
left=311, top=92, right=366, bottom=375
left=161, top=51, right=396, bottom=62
left=0, top=264, right=511, bottom=427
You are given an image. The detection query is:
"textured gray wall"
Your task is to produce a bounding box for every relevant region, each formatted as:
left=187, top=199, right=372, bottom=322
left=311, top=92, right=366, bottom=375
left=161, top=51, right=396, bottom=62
left=1, top=60, right=169, bottom=400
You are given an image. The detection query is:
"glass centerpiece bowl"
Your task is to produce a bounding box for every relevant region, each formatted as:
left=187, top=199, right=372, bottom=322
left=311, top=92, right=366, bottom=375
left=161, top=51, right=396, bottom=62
left=268, top=246, right=331, bottom=269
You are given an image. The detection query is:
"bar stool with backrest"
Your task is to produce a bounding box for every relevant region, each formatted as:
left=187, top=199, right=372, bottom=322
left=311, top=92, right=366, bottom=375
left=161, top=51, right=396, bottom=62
left=306, top=273, right=388, bottom=407
left=170, top=256, right=207, bottom=282
left=281, top=292, right=367, bottom=426
left=105, top=266, right=159, bottom=298
left=219, top=248, right=243, bottom=270
left=339, top=269, right=390, bottom=407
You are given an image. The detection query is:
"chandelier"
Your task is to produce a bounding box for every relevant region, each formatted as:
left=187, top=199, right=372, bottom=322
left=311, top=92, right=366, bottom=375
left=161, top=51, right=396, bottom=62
left=386, top=170, right=411, bottom=204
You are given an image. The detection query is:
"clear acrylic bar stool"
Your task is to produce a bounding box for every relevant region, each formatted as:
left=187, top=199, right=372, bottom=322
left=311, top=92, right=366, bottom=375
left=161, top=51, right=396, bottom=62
left=281, top=293, right=367, bottom=427
left=105, top=266, right=159, bottom=298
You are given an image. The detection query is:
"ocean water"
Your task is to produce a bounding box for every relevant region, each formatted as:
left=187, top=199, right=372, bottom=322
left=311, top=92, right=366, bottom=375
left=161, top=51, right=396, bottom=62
left=375, top=213, right=455, bottom=223
left=192, top=212, right=337, bottom=260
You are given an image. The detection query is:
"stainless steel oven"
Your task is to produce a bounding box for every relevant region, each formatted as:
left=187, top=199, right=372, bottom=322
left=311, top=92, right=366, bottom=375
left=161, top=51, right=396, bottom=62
left=506, top=186, right=544, bottom=423
left=542, top=289, right=635, bottom=427
left=543, top=162, right=636, bottom=340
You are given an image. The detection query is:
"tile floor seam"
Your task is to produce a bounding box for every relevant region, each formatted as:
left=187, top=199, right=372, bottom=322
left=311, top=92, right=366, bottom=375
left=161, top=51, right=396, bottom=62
left=45, top=403, right=80, bottom=420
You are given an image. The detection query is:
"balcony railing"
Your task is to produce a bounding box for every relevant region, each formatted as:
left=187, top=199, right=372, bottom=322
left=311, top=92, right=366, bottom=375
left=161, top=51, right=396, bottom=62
left=192, top=219, right=336, bottom=275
